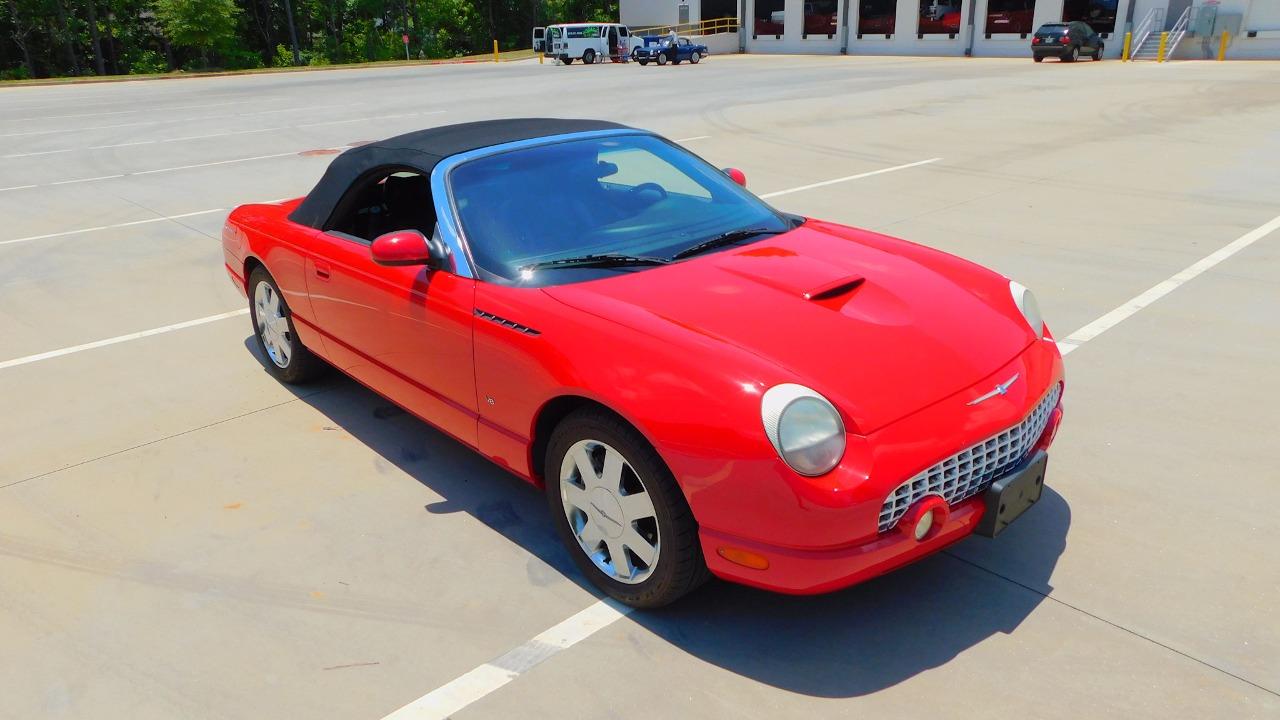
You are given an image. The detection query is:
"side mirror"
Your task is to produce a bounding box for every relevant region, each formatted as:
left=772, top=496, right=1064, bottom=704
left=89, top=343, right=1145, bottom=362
left=371, top=229, right=445, bottom=268
left=723, top=168, right=747, bottom=188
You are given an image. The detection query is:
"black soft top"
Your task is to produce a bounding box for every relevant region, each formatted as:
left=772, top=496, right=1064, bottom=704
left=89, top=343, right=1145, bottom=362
left=290, top=118, right=631, bottom=229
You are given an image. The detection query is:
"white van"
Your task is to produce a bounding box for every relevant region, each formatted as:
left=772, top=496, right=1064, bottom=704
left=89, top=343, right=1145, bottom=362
left=533, top=23, right=633, bottom=65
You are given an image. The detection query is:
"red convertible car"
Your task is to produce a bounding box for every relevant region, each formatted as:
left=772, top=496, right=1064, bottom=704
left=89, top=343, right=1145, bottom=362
left=222, top=119, right=1064, bottom=607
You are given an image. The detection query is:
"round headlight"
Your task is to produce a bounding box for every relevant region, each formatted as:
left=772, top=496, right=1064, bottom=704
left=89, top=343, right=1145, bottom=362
left=1010, top=280, right=1044, bottom=339
left=761, top=384, right=846, bottom=476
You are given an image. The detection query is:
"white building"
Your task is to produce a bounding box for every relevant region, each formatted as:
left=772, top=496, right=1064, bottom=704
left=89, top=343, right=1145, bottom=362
left=620, top=0, right=1280, bottom=58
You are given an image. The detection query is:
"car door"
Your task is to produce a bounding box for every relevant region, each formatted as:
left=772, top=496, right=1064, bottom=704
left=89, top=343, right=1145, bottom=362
left=305, top=169, right=479, bottom=447
left=1072, top=23, right=1092, bottom=51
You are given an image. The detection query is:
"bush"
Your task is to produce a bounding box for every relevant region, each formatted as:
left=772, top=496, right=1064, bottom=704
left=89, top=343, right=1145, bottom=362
left=1, top=66, right=33, bottom=81
left=221, top=47, right=264, bottom=69
left=274, top=43, right=296, bottom=67
left=127, top=49, right=169, bottom=74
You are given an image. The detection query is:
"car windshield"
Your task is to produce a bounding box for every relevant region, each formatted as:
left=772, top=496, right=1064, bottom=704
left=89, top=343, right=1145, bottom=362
left=450, top=134, right=790, bottom=285
left=1036, top=24, right=1068, bottom=35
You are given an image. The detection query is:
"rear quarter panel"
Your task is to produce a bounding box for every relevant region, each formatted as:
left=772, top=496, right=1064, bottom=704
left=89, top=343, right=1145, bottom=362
left=224, top=199, right=323, bottom=350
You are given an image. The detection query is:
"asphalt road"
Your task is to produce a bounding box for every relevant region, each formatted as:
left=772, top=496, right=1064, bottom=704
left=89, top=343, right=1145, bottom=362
left=1, top=55, right=1278, bottom=719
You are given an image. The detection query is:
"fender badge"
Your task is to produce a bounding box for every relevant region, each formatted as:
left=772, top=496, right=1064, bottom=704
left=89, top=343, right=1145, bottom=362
left=967, top=373, right=1020, bottom=406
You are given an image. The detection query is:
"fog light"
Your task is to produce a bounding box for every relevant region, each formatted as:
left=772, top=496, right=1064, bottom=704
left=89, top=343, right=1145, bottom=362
left=717, top=546, right=770, bottom=570
left=900, top=495, right=949, bottom=541
left=913, top=510, right=935, bottom=541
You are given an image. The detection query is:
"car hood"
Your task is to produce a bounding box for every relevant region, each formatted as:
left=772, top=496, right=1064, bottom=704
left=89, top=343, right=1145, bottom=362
left=543, top=221, right=1035, bottom=433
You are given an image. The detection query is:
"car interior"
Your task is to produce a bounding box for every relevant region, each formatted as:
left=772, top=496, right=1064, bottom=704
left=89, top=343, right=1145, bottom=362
left=328, top=171, right=438, bottom=243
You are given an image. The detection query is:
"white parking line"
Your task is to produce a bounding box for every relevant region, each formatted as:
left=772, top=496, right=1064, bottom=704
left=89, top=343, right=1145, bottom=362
left=760, top=157, right=943, bottom=199
left=0, top=209, right=226, bottom=247
left=675, top=135, right=710, bottom=142
left=380, top=600, right=632, bottom=720
left=0, top=310, right=249, bottom=371
left=1055, top=211, right=1280, bottom=356
left=4, top=99, right=260, bottom=123
left=49, top=174, right=125, bottom=185
left=1, top=110, right=447, bottom=159
left=0, top=150, right=333, bottom=192
left=0, top=102, right=358, bottom=139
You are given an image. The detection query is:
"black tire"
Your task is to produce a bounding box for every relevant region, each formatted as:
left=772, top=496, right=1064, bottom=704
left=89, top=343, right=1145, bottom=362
left=562, top=57, right=573, bottom=65
left=690, top=52, right=701, bottom=64
left=248, top=267, right=326, bottom=384
left=638, top=59, right=648, bottom=66
left=1065, top=46, right=1079, bottom=62
left=1033, top=54, right=1044, bottom=62
left=545, top=408, right=710, bottom=608
left=583, top=49, right=595, bottom=65
left=656, top=53, right=667, bottom=66
left=1093, top=44, right=1104, bottom=60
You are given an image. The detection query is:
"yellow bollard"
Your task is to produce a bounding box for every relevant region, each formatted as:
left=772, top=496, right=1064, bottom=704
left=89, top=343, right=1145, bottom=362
left=1156, top=31, right=1168, bottom=62
left=1122, top=31, right=1132, bottom=61
left=493, top=39, right=499, bottom=63
left=1218, top=31, right=1229, bottom=61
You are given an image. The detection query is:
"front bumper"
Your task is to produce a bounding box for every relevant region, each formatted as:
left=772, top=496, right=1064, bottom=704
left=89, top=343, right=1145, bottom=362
left=700, top=494, right=986, bottom=594
left=700, top=420, right=1059, bottom=595
left=693, top=340, right=1065, bottom=595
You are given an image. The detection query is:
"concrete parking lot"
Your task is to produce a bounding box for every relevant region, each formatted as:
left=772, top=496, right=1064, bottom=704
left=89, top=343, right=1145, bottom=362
left=1, top=54, right=1278, bottom=719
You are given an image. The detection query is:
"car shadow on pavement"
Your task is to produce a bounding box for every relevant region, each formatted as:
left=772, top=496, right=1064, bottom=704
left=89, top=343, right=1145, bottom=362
left=246, top=339, right=1071, bottom=697
left=631, top=488, right=1070, bottom=696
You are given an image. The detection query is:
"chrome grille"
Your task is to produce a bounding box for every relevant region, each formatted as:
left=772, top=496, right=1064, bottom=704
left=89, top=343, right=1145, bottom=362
left=877, top=383, right=1062, bottom=533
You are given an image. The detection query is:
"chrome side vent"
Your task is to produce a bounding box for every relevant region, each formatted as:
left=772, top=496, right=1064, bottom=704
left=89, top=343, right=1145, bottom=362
left=475, top=309, right=541, bottom=336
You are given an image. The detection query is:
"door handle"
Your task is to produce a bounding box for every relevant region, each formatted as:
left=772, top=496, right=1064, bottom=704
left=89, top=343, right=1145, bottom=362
left=314, top=260, right=331, bottom=280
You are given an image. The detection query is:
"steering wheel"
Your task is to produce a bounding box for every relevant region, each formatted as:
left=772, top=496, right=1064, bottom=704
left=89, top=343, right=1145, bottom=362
left=629, top=182, right=668, bottom=201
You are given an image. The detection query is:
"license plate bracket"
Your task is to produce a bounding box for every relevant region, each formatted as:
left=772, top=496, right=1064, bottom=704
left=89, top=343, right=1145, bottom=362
left=975, top=450, right=1048, bottom=538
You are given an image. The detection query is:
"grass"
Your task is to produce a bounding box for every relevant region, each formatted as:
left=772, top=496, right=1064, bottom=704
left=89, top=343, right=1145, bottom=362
left=0, top=48, right=539, bottom=88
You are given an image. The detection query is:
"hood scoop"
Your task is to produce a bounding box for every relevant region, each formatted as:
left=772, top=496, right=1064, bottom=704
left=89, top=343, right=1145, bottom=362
left=716, top=250, right=868, bottom=308
left=804, top=275, right=866, bottom=305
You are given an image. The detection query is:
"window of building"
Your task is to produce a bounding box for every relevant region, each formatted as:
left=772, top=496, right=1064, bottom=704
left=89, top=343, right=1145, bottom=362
left=703, top=0, right=738, bottom=22
left=804, top=0, right=840, bottom=38
left=1063, top=0, right=1117, bottom=35
left=918, top=0, right=961, bottom=35
left=858, top=0, right=897, bottom=37
left=755, top=0, right=786, bottom=37
left=986, top=0, right=1035, bottom=36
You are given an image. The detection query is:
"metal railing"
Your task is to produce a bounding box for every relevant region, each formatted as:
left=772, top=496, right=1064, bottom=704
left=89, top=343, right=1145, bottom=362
left=1129, top=7, right=1164, bottom=59
left=1164, top=6, right=1194, bottom=60
left=629, top=17, right=740, bottom=37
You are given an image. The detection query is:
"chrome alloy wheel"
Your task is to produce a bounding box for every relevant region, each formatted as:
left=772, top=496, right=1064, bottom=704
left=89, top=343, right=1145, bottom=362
left=254, top=281, right=292, bottom=368
left=559, top=439, right=660, bottom=584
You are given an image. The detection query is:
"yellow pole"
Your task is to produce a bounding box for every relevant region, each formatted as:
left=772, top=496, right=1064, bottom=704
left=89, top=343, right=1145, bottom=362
left=1218, top=31, right=1229, bottom=61
left=1156, top=31, right=1168, bottom=62
left=493, top=39, right=499, bottom=63
left=1121, top=31, right=1132, bottom=61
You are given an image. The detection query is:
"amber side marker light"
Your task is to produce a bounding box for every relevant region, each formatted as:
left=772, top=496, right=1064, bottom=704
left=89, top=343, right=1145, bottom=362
left=717, top=547, right=770, bottom=570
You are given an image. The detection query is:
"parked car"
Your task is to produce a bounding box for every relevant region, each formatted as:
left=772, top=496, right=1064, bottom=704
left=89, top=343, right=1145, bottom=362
left=221, top=119, right=1065, bottom=608
left=632, top=36, right=708, bottom=65
left=536, top=22, right=633, bottom=65
left=1032, top=21, right=1104, bottom=62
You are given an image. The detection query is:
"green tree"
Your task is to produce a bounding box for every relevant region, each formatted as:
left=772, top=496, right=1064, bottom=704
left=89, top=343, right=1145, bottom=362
left=152, top=0, right=238, bottom=67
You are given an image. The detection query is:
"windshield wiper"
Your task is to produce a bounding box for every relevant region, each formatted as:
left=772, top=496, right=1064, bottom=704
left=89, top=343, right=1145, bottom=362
left=519, top=253, right=671, bottom=274
left=670, top=227, right=787, bottom=261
